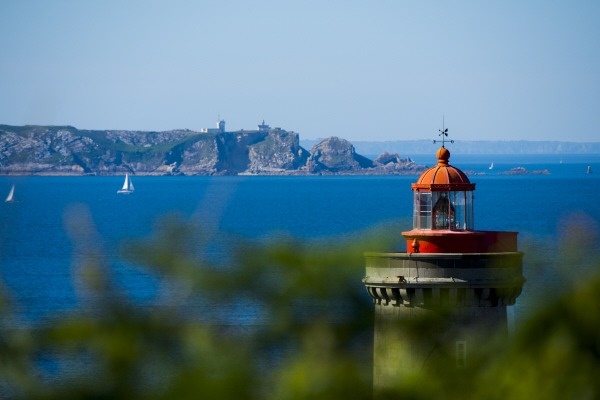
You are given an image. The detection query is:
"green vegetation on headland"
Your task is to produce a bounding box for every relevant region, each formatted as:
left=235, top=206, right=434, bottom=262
left=0, top=211, right=599, bottom=398
left=0, top=125, right=422, bottom=176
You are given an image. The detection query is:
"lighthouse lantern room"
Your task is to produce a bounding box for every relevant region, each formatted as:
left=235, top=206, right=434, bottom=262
left=402, top=143, right=517, bottom=254
left=411, top=146, right=475, bottom=231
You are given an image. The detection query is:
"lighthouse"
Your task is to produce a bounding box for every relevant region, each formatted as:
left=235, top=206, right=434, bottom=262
left=363, top=129, right=525, bottom=388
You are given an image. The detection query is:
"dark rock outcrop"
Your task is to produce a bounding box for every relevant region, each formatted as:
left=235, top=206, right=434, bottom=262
left=373, top=151, right=423, bottom=173
left=307, top=137, right=373, bottom=173
left=500, top=167, right=550, bottom=175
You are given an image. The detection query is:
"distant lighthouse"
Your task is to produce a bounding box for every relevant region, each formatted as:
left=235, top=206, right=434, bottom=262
left=217, top=118, right=226, bottom=133
left=363, top=128, right=525, bottom=388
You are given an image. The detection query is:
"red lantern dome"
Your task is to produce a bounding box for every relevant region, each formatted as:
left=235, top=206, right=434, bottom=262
left=413, top=147, right=474, bottom=192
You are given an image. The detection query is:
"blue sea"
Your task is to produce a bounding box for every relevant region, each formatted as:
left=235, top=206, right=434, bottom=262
left=1, top=154, right=600, bottom=327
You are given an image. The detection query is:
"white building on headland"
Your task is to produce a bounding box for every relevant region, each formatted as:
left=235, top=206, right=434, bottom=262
left=200, top=119, right=226, bottom=134
left=200, top=119, right=279, bottom=134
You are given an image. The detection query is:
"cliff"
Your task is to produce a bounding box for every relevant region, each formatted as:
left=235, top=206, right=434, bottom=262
left=0, top=125, right=424, bottom=176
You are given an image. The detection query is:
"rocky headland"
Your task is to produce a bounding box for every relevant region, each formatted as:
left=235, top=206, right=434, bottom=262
left=0, top=125, right=424, bottom=176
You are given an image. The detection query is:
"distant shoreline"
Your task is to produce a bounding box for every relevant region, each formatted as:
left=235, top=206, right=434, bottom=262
left=301, top=139, right=600, bottom=156
left=2, top=123, right=598, bottom=177
left=0, top=170, right=426, bottom=177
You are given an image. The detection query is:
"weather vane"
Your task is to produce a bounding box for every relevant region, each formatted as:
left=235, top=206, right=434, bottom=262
left=433, top=116, right=454, bottom=148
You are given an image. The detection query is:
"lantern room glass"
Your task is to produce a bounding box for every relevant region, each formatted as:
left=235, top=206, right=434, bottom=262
left=413, top=192, right=431, bottom=229
left=413, top=190, right=474, bottom=230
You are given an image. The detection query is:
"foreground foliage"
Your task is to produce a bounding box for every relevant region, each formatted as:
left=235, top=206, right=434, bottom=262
left=0, top=211, right=599, bottom=399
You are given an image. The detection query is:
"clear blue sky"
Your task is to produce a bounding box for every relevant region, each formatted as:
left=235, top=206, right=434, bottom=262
left=1, top=0, right=598, bottom=142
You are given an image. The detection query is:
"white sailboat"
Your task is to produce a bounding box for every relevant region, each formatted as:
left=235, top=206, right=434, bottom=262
left=489, top=162, right=494, bottom=170
left=5, top=184, right=15, bottom=202
left=117, top=174, right=135, bottom=194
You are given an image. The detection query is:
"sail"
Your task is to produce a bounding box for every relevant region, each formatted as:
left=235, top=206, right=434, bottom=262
left=117, top=174, right=134, bottom=193
left=122, top=174, right=130, bottom=190
left=5, top=185, right=14, bottom=202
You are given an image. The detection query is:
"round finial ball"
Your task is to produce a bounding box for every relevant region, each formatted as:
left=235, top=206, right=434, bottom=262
left=436, top=147, right=451, bottom=165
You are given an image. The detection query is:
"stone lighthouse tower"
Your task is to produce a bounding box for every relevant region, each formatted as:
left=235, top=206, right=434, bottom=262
left=363, top=133, right=525, bottom=388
